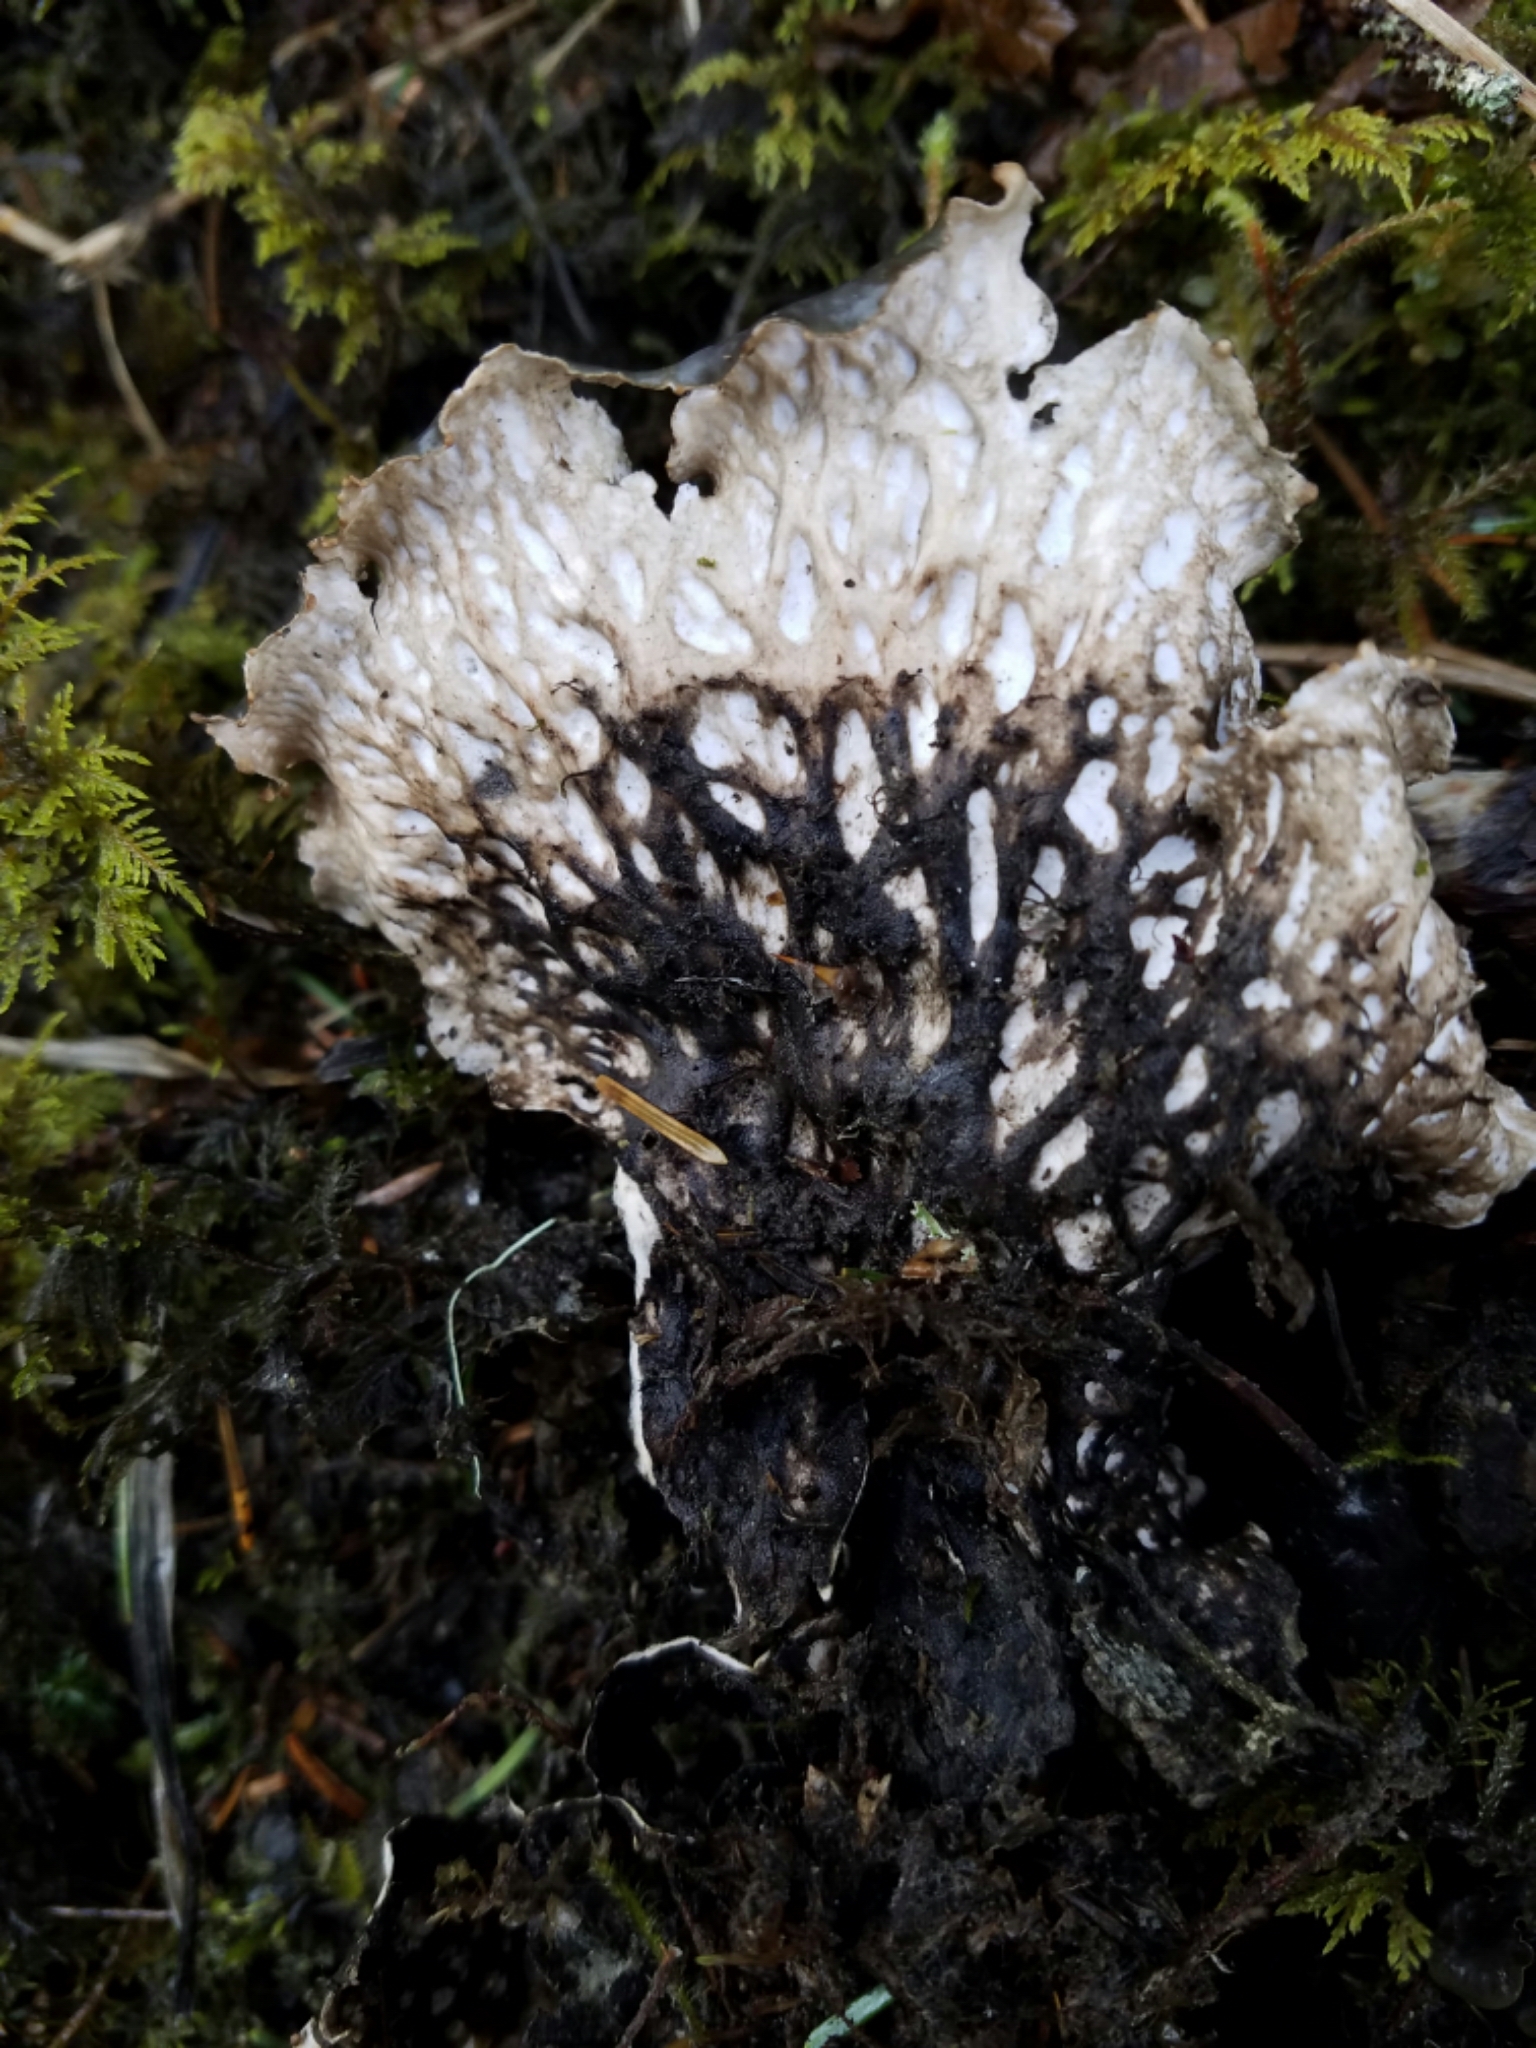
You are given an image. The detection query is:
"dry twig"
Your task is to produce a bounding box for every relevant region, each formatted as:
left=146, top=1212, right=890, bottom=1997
left=615, top=1946, right=680, bottom=2048
left=1256, top=639, right=1536, bottom=708
left=43, top=1925, right=132, bottom=2048
left=1380, top=0, right=1536, bottom=120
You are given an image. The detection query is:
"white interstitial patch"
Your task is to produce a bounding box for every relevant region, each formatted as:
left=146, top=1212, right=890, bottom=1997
left=1037, top=444, right=1094, bottom=567
left=608, top=547, right=646, bottom=620
left=1164, top=1045, right=1209, bottom=1114
left=967, top=787, right=999, bottom=949
left=1130, top=915, right=1188, bottom=990
left=1130, top=834, right=1197, bottom=893
left=885, top=866, right=950, bottom=1065
left=1407, top=903, right=1440, bottom=996
left=987, top=601, right=1036, bottom=712
left=548, top=861, right=595, bottom=907
left=1032, top=1113, right=1091, bottom=1191
left=1140, top=509, right=1198, bottom=591
left=1250, top=1091, right=1302, bottom=1174
left=613, top=756, right=651, bottom=822
left=1242, top=977, right=1291, bottom=1014
left=1054, top=616, right=1085, bottom=669
left=1029, top=845, right=1065, bottom=901
left=1145, top=715, right=1182, bottom=800
left=1054, top=1211, right=1117, bottom=1272
left=709, top=781, right=766, bottom=833
left=692, top=690, right=801, bottom=792
left=778, top=534, right=818, bottom=643
left=672, top=576, right=754, bottom=661
left=833, top=709, right=883, bottom=861
left=733, top=861, right=790, bottom=953
left=1064, top=760, right=1120, bottom=854
left=630, top=839, right=661, bottom=884
left=1258, top=772, right=1285, bottom=863
left=1359, top=764, right=1396, bottom=845
left=991, top=1005, right=1078, bottom=1144
left=940, top=569, right=977, bottom=658
left=696, top=850, right=725, bottom=900
left=1124, top=1181, right=1172, bottom=1237
left=1086, top=695, right=1119, bottom=738
left=907, top=682, right=940, bottom=774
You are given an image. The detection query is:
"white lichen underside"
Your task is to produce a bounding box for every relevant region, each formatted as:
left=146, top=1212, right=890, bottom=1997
left=213, top=165, right=1536, bottom=1257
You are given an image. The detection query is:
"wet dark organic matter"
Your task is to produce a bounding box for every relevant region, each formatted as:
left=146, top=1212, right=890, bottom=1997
left=11, top=3, right=1536, bottom=2046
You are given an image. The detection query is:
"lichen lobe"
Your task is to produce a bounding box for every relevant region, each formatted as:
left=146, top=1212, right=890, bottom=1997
left=211, top=162, right=1536, bottom=1330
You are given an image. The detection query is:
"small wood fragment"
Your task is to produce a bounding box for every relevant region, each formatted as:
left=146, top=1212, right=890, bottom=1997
left=284, top=1730, right=369, bottom=1821
left=354, top=1160, right=444, bottom=1208
left=241, top=1769, right=291, bottom=1806
left=215, top=1402, right=255, bottom=1554
left=207, top=1764, right=253, bottom=1834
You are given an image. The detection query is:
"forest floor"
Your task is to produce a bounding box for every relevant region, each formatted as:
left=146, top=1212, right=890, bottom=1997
left=8, top=2, right=1536, bottom=2044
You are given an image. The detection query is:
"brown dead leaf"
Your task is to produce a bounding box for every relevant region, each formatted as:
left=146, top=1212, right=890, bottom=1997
left=836, top=0, right=1076, bottom=83
left=1127, top=0, right=1300, bottom=110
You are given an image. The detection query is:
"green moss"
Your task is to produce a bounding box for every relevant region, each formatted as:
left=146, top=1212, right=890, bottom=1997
left=173, top=87, right=476, bottom=381
left=1, top=482, right=204, bottom=1005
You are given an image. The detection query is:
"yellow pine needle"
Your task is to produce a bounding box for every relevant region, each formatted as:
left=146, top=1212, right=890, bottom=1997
left=591, top=1074, right=728, bottom=1166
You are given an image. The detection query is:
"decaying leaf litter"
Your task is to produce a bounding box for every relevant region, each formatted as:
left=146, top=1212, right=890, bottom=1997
left=9, top=1, right=1536, bottom=2044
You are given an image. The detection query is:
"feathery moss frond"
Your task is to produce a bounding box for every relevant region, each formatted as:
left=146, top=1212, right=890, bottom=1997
left=0, top=486, right=201, bottom=1010
left=1048, top=102, right=1485, bottom=255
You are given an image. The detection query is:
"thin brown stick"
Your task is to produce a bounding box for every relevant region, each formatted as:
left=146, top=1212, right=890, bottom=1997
left=399, top=1684, right=578, bottom=1754
left=1172, top=0, right=1211, bottom=27
left=1, top=189, right=197, bottom=285
left=1306, top=419, right=1457, bottom=618
left=1291, top=199, right=1468, bottom=299
left=46, top=1907, right=175, bottom=1923
left=366, top=0, right=542, bottom=101
left=1306, top=418, right=1389, bottom=534
left=201, top=197, right=222, bottom=334
left=284, top=1729, right=368, bottom=1822
left=44, top=1925, right=132, bottom=2048
left=532, top=0, right=626, bottom=85
left=1256, top=638, right=1536, bottom=709
left=90, top=277, right=168, bottom=460
left=0, top=202, right=70, bottom=259
left=1170, top=1332, right=1345, bottom=1492
left=1380, top=0, right=1536, bottom=120
left=615, top=1947, right=680, bottom=2048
